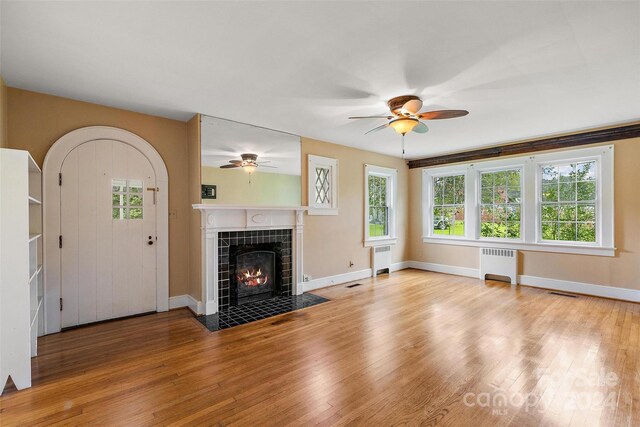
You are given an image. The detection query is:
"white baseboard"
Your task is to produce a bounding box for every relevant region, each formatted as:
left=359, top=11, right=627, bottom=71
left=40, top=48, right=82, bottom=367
left=518, top=275, right=640, bottom=303
left=406, top=261, right=480, bottom=278
left=302, top=268, right=372, bottom=292
left=403, top=260, right=640, bottom=303
left=390, top=261, right=411, bottom=272
left=169, top=294, right=203, bottom=314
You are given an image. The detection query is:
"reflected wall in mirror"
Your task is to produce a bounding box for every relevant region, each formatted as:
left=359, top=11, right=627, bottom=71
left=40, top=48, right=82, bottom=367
left=200, top=115, right=302, bottom=206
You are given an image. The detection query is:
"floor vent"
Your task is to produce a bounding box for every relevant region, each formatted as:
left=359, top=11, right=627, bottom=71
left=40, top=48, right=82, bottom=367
left=346, top=283, right=362, bottom=288
left=549, top=291, right=578, bottom=298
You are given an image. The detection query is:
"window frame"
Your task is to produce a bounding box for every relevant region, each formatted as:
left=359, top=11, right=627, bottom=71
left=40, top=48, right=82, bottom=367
left=423, top=167, right=470, bottom=240
left=475, top=164, right=525, bottom=243
left=308, top=154, right=338, bottom=215
left=422, top=145, right=615, bottom=256
left=364, top=164, right=397, bottom=247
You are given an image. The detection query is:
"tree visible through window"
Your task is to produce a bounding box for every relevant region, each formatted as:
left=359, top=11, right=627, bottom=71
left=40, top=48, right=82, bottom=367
left=368, top=175, right=388, bottom=237
left=480, top=169, right=521, bottom=238
left=541, top=161, right=596, bottom=242
left=432, top=174, right=465, bottom=236
left=112, top=179, right=143, bottom=220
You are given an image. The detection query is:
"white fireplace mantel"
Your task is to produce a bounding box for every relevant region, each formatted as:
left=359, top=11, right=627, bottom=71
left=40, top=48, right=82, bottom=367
left=192, top=205, right=308, bottom=315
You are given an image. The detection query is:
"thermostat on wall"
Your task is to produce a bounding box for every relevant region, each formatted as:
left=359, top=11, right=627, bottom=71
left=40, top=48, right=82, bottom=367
left=201, top=185, right=217, bottom=199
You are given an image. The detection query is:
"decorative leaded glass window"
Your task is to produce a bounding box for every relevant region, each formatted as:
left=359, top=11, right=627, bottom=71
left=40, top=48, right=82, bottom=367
left=315, top=167, right=331, bottom=205
left=308, top=155, right=338, bottom=215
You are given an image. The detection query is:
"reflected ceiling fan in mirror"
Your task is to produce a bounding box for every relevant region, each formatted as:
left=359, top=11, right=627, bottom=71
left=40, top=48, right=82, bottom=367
left=349, top=95, right=469, bottom=156
left=220, top=153, right=276, bottom=183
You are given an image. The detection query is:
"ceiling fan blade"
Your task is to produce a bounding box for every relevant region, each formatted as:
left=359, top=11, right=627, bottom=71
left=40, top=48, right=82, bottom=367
left=418, top=110, right=469, bottom=120
left=220, top=164, right=239, bottom=169
left=401, top=99, right=423, bottom=115
left=413, top=122, right=429, bottom=134
left=365, top=123, right=389, bottom=135
left=349, top=115, right=393, bottom=119
left=229, top=160, right=242, bottom=164
left=258, top=164, right=277, bottom=168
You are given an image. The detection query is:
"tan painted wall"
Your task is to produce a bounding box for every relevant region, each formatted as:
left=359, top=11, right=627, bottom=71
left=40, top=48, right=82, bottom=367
left=301, top=137, right=409, bottom=280
left=187, top=114, right=202, bottom=300
left=408, top=138, right=640, bottom=290
left=0, top=76, right=7, bottom=148
left=7, top=88, right=191, bottom=297
left=201, top=167, right=301, bottom=206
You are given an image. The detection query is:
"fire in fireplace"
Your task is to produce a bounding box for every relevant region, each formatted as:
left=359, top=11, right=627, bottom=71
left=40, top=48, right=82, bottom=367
left=230, top=243, right=283, bottom=306
left=237, top=268, right=269, bottom=287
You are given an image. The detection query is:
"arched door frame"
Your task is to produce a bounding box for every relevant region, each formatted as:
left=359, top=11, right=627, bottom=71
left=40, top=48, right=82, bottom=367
left=43, top=126, right=169, bottom=334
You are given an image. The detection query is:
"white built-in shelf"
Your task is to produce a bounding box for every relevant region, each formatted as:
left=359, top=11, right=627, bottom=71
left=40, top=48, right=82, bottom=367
left=30, top=298, right=43, bottom=329
left=2, top=148, right=42, bottom=393
left=28, top=264, right=43, bottom=284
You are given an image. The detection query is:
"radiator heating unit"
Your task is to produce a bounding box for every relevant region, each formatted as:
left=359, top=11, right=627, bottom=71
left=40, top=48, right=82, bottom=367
left=480, top=248, right=518, bottom=285
left=371, top=245, right=391, bottom=277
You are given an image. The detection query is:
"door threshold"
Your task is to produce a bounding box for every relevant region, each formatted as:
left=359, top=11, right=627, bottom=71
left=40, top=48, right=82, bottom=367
left=61, top=311, right=157, bottom=331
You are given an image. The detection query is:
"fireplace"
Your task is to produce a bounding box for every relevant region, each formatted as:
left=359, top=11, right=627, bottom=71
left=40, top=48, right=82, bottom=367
left=218, top=229, right=293, bottom=310
left=193, top=205, right=305, bottom=315
left=230, top=242, right=282, bottom=306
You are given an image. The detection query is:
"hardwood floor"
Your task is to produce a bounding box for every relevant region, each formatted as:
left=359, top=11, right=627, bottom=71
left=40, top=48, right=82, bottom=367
left=1, top=269, right=639, bottom=426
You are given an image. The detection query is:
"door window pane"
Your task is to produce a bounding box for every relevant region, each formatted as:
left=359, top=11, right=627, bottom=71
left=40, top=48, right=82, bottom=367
left=112, top=179, right=144, bottom=220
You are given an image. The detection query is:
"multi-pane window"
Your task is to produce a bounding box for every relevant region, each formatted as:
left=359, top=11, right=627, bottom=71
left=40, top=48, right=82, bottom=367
left=432, top=174, right=465, bottom=236
left=315, top=167, right=331, bottom=205
left=112, top=179, right=143, bottom=220
left=368, top=175, right=388, bottom=237
left=540, top=161, right=596, bottom=242
left=308, top=155, right=338, bottom=215
left=422, top=145, right=612, bottom=255
left=480, top=169, right=521, bottom=239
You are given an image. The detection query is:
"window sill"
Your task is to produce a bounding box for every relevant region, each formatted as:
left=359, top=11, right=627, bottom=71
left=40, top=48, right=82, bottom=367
left=421, top=236, right=615, bottom=257
left=364, top=238, right=397, bottom=247
left=307, top=208, right=338, bottom=216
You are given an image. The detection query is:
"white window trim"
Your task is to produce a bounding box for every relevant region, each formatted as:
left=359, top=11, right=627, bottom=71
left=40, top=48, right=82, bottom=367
left=422, top=145, right=615, bottom=256
left=308, top=154, right=338, bottom=215
left=364, top=164, right=397, bottom=247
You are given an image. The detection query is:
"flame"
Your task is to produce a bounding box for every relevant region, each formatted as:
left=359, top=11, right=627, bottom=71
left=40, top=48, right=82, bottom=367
left=237, top=268, right=269, bottom=287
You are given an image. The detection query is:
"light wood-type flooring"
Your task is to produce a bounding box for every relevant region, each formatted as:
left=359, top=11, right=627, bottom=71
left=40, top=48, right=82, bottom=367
left=1, top=269, right=639, bottom=426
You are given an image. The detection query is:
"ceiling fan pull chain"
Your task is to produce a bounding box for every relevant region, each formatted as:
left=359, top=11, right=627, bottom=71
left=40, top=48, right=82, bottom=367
left=402, top=133, right=405, bottom=159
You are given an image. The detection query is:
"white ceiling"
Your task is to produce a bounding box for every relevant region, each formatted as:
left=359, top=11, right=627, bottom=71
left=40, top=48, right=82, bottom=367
left=2, top=1, right=639, bottom=159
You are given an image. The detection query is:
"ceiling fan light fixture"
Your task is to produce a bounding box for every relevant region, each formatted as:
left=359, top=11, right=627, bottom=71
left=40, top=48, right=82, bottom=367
left=390, top=118, right=419, bottom=135
left=242, top=164, right=257, bottom=174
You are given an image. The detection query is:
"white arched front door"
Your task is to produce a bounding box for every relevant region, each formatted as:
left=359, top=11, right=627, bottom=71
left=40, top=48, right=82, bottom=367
left=60, top=140, right=157, bottom=327
left=43, top=127, right=169, bottom=333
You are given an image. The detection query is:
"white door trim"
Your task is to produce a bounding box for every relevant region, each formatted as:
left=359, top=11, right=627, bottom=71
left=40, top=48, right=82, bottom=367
left=43, top=126, right=169, bottom=334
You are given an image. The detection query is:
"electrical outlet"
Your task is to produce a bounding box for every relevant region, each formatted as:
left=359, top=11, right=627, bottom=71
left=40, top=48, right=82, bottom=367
left=303, top=274, right=311, bottom=282
left=168, top=210, right=177, bottom=219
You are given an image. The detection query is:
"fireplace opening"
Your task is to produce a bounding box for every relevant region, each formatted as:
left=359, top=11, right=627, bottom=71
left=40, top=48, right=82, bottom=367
left=230, top=243, right=283, bottom=306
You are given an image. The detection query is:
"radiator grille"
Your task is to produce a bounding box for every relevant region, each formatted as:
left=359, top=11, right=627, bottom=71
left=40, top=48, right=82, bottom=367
left=481, top=248, right=515, bottom=257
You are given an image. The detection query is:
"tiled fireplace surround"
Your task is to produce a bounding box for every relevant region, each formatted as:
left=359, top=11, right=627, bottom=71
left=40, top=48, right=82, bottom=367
left=218, top=229, right=292, bottom=310
left=193, top=205, right=306, bottom=315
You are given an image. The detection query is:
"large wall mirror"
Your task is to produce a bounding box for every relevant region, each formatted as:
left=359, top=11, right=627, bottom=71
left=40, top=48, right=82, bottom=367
left=200, top=115, right=302, bottom=206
